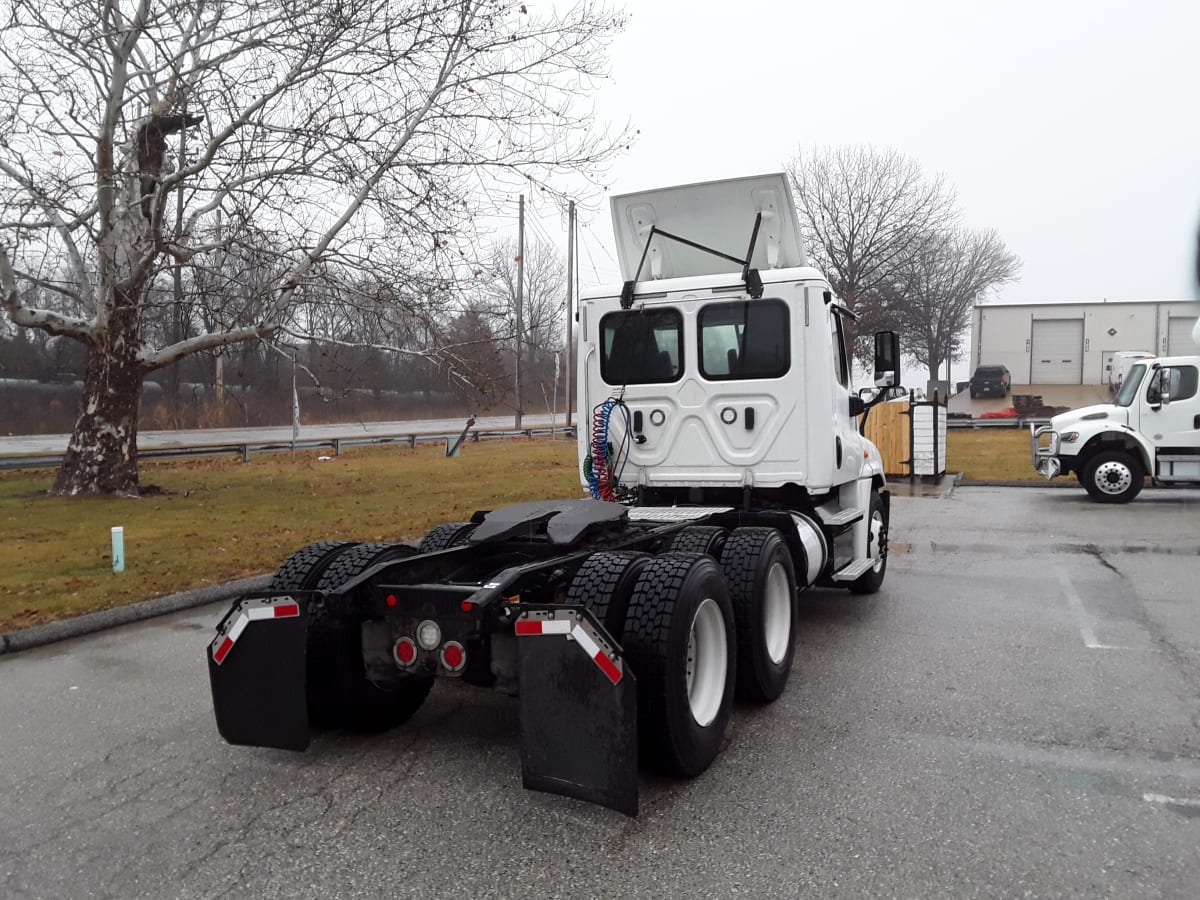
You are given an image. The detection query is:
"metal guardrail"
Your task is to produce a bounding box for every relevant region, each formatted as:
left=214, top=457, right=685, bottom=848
left=947, top=417, right=1052, bottom=430
left=0, top=416, right=1049, bottom=472
left=0, top=426, right=577, bottom=471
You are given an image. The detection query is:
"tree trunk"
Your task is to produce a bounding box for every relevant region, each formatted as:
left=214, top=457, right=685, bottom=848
left=52, top=303, right=145, bottom=497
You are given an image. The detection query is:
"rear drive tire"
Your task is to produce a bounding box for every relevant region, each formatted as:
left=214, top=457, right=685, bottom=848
left=667, top=525, right=728, bottom=558
left=269, top=540, right=356, bottom=591
left=565, top=551, right=650, bottom=641
left=310, top=542, right=432, bottom=733
left=622, top=553, right=736, bottom=776
left=418, top=521, right=476, bottom=552
left=1082, top=450, right=1144, bottom=504
left=720, top=528, right=798, bottom=702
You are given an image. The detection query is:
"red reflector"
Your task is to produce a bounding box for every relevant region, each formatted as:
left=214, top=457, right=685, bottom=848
left=461, top=599, right=474, bottom=613
left=386, top=594, right=398, bottom=607
left=213, top=636, right=234, bottom=665
left=593, top=651, right=622, bottom=685
left=514, top=620, right=541, bottom=635
left=273, top=603, right=300, bottom=618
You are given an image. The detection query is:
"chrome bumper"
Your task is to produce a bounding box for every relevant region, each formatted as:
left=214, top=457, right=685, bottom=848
left=1029, top=424, right=1061, bottom=480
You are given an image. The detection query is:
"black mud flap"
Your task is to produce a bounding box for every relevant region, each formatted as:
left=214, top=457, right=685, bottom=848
left=207, top=593, right=313, bottom=752
left=517, top=607, right=639, bottom=816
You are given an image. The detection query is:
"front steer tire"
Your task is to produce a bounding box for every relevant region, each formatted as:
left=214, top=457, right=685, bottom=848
left=850, top=490, right=889, bottom=595
left=1081, top=449, right=1144, bottom=504
left=621, top=553, right=736, bottom=777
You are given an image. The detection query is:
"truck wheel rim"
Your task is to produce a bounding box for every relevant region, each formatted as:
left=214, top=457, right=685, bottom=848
left=1094, top=461, right=1132, bottom=494
left=763, top=562, right=791, bottom=665
left=868, top=510, right=886, bottom=573
left=686, top=598, right=728, bottom=728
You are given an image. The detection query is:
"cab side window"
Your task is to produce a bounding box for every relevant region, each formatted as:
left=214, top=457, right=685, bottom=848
left=1148, top=365, right=1199, bottom=403
left=830, top=310, right=850, bottom=387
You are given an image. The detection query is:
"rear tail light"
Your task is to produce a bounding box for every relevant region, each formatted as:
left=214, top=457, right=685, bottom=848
left=440, top=641, right=466, bottom=673
left=393, top=637, right=417, bottom=667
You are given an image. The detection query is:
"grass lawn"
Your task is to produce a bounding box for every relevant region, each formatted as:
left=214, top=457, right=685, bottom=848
left=945, top=426, right=1043, bottom=481
left=0, top=438, right=582, bottom=632
left=0, top=427, right=1038, bottom=633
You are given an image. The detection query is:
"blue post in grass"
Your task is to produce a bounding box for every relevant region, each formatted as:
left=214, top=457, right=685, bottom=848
left=111, top=526, right=125, bottom=573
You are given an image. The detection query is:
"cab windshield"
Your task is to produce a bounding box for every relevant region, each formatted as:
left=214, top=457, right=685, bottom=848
left=1114, top=363, right=1146, bottom=407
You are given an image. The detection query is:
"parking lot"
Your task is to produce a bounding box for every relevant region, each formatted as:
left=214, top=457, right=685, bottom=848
left=1, top=485, right=1198, bottom=898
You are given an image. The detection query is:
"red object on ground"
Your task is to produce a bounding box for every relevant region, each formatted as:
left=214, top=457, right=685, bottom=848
left=980, top=407, right=1020, bottom=418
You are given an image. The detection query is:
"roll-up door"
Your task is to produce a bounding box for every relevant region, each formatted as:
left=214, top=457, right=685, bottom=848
left=1167, top=317, right=1197, bottom=356
left=1030, top=319, right=1084, bottom=383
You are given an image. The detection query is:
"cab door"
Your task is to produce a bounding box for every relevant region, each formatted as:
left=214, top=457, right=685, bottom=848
left=1144, top=363, right=1200, bottom=452
left=829, top=305, right=864, bottom=483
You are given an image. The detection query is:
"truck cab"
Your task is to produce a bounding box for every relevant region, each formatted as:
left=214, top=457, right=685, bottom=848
left=1032, top=349, right=1200, bottom=502
left=579, top=174, right=887, bottom=523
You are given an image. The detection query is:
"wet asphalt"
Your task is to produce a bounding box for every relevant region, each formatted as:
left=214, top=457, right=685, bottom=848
left=1, top=484, right=1198, bottom=898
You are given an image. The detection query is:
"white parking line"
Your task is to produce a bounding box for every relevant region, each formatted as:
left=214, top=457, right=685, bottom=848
left=1058, top=571, right=1122, bottom=650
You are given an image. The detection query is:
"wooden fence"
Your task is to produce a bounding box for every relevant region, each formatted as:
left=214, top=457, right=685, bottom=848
left=860, top=395, right=947, bottom=477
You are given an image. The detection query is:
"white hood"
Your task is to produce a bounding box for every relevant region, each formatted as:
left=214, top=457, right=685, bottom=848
left=609, top=173, right=807, bottom=281
left=1051, top=403, right=1129, bottom=431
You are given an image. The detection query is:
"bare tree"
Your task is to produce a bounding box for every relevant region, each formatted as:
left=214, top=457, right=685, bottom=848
left=479, top=235, right=566, bottom=410
left=786, top=146, right=957, bottom=362
left=895, top=227, right=1022, bottom=386
left=0, top=0, right=628, bottom=495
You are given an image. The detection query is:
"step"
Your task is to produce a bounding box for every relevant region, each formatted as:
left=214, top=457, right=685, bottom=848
left=830, top=558, right=874, bottom=582
left=815, top=504, right=864, bottom=527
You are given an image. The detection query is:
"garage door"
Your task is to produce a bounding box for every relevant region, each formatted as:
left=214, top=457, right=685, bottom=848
left=1167, top=317, right=1198, bottom=356
left=1030, top=319, right=1084, bottom=383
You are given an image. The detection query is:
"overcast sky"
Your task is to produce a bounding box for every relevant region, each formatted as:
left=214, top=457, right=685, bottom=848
left=561, top=0, right=1200, bottom=306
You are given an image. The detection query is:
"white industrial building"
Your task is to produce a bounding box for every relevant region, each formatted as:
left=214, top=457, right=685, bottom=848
left=969, top=298, right=1200, bottom=385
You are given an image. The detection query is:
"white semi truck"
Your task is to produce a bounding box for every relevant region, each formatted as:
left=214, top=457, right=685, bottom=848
left=1032, top=317, right=1200, bottom=501
left=207, top=174, right=902, bottom=814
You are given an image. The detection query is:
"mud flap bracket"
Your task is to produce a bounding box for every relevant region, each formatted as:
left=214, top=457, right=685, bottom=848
left=516, top=607, right=639, bottom=816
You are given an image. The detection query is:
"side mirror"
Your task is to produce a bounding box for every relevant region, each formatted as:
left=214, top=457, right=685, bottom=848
left=1148, top=369, right=1171, bottom=406
left=874, top=330, right=900, bottom=388
left=848, top=395, right=865, bottom=417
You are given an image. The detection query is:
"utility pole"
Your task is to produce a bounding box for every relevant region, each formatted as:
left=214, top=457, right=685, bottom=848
left=515, top=194, right=524, bottom=430
left=565, top=200, right=575, bottom=429
left=214, top=208, right=224, bottom=414
left=171, top=122, right=186, bottom=424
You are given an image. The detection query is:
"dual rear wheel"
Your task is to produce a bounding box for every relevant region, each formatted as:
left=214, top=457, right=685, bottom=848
left=271, top=539, right=429, bottom=733
left=565, top=525, right=799, bottom=777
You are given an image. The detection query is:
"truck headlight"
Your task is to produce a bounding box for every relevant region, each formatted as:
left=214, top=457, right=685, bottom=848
left=1060, top=431, right=1080, bottom=443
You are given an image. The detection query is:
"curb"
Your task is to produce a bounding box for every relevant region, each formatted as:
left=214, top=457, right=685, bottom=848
left=0, top=573, right=271, bottom=656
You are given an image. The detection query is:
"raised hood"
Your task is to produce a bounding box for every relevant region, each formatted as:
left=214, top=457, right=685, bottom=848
left=610, top=173, right=807, bottom=281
